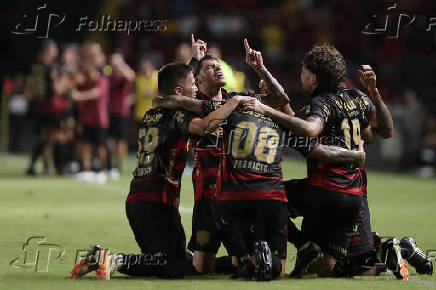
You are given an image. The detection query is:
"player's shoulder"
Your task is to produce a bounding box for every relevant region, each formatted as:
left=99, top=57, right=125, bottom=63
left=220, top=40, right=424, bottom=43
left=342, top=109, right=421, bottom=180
left=342, top=88, right=374, bottom=112
left=140, top=107, right=170, bottom=124
left=343, top=88, right=372, bottom=104
left=343, top=88, right=366, bottom=98
left=310, top=91, right=337, bottom=106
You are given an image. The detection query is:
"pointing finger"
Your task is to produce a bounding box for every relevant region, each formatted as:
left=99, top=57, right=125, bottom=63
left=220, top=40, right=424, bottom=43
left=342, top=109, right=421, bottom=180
left=244, top=38, right=250, bottom=52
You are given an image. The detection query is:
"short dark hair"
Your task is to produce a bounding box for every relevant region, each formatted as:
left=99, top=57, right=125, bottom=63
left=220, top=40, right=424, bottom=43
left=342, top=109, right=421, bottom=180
left=158, top=63, right=192, bottom=95
left=302, top=44, right=346, bottom=93
left=193, top=54, right=219, bottom=78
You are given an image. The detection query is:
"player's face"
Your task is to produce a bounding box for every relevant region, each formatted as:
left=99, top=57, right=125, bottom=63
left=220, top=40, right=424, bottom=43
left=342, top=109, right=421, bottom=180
left=197, top=59, right=226, bottom=89
left=177, top=72, right=198, bottom=98
left=300, top=65, right=317, bottom=94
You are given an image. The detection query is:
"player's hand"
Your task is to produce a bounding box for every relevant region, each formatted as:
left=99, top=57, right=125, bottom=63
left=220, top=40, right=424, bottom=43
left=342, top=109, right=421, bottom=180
left=231, top=95, right=256, bottom=106
left=152, top=95, right=181, bottom=109
left=71, top=89, right=80, bottom=101
left=358, top=65, right=377, bottom=95
left=244, top=38, right=263, bottom=72
left=356, top=140, right=366, bottom=167
left=242, top=98, right=269, bottom=115
left=191, top=34, right=207, bottom=60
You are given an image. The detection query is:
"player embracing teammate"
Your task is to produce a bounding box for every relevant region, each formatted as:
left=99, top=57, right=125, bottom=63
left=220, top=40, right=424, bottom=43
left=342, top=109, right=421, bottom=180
left=155, top=38, right=366, bottom=280
left=71, top=37, right=432, bottom=281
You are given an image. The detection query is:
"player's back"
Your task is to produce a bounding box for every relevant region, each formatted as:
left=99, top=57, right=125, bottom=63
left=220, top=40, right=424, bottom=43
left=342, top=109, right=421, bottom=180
left=305, top=88, right=369, bottom=196
left=127, top=107, right=192, bottom=208
left=343, top=87, right=377, bottom=196
left=218, top=108, right=286, bottom=202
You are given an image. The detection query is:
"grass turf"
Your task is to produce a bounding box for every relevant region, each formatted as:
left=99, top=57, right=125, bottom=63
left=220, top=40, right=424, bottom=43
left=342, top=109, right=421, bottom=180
left=0, top=153, right=435, bottom=290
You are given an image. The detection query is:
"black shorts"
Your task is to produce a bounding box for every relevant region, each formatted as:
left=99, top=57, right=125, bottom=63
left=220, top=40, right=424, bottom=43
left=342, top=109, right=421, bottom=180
left=81, top=126, right=107, bottom=145
left=300, top=185, right=362, bottom=259
left=34, top=114, right=54, bottom=136
left=285, top=178, right=309, bottom=218
left=217, top=200, right=288, bottom=260
left=109, top=116, right=129, bottom=140
left=348, top=197, right=374, bottom=254
left=125, top=201, right=186, bottom=262
left=187, top=199, right=225, bottom=254
left=52, top=110, right=73, bottom=130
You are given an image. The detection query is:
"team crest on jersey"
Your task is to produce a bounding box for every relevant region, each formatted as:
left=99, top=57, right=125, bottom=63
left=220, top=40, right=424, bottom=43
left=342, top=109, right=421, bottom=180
left=301, top=105, right=311, bottom=116
left=173, top=111, right=185, bottom=123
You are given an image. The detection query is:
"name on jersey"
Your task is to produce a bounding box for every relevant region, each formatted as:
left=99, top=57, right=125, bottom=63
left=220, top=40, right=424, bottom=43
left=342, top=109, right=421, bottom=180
left=335, top=99, right=360, bottom=117
left=242, top=110, right=279, bottom=128
left=143, top=113, right=163, bottom=124
left=232, top=159, right=270, bottom=173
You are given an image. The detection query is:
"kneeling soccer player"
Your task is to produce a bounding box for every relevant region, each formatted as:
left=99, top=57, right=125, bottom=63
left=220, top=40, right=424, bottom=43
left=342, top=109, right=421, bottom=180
left=71, top=63, right=252, bottom=280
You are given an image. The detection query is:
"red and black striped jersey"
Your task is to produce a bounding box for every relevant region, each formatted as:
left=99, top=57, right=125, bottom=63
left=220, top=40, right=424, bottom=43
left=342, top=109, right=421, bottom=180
left=302, top=87, right=370, bottom=196
left=127, top=108, right=195, bottom=208
left=217, top=108, right=287, bottom=202
left=190, top=89, right=231, bottom=201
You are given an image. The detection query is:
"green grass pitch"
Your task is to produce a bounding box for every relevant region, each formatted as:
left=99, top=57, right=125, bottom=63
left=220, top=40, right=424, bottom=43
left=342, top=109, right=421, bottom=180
left=1, top=153, right=435, bottom=290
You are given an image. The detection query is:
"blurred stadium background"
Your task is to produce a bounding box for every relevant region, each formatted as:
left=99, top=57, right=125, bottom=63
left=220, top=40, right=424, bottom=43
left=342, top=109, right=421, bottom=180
left=0, top=0, right=435, bottom=176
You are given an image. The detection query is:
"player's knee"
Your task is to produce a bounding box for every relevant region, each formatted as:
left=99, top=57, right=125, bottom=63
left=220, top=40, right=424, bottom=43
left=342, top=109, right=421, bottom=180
left=271, top=257, right=284, bottom=279
left=193, top=251, right=216, bottom=273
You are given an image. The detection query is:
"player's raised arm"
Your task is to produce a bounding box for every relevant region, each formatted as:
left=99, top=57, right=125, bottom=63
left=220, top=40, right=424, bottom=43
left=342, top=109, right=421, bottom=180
left=358, top=65, right=394, bottom=138
left=191, top=34, right=207, bottom=60
left=243, top=99, right=324, bottom=137
left=188, top=34, right=208, bottom=72
left=244, top=39, right=291, bottom=107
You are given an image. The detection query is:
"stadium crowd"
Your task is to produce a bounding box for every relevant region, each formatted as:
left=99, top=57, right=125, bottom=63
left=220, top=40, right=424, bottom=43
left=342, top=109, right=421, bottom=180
left=2, top=0, right=436, bottom=177
left=5, top=40, right=161, bottom=181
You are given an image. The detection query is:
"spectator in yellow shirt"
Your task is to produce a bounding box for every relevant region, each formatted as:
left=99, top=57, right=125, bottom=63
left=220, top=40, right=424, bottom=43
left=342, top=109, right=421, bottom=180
left=134, top=57, right=158, bottom=122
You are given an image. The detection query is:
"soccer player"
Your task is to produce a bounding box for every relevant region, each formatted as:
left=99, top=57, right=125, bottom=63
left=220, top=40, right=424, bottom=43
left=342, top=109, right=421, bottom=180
left=243, top=44, right=374, bottom=278
left=282, top=65, right=432, bottom=279
left=72, top=42, right=110, bottom=183
left=343, top=66, right=433, bottom=278
left=184, top=35, right=233, bottom=274
left=108, top=53, right=135, bottom=176
left=71, top=63, right=253, bottom=280
left=26, top=39, right=59, bottom=175
left=156, top=40, right=367, bottom=280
